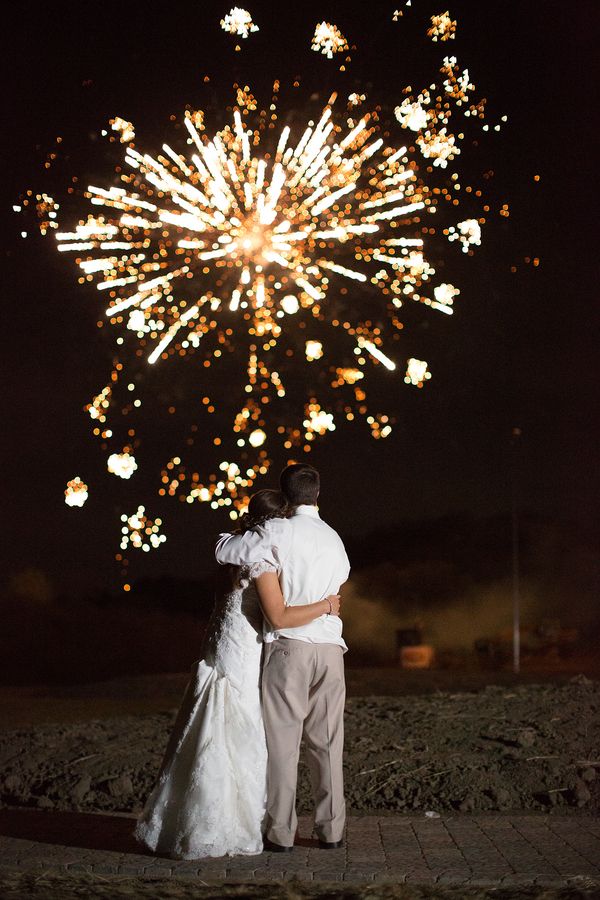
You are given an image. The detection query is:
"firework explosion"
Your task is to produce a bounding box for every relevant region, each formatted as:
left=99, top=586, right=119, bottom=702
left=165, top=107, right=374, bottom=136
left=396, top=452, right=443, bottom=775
left=54, top=85, right=448, bottom=516
left=58, top=94, right=427, bottom=370
left=18, top=7, right=508, bottom=582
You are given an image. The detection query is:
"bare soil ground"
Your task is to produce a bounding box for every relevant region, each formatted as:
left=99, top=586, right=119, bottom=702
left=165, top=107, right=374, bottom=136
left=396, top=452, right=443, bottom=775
left=1, top=661, right=598, bottom=729
left=0, top=674, right=597, bottom=818
left=0, top=870, right=598, bottom=900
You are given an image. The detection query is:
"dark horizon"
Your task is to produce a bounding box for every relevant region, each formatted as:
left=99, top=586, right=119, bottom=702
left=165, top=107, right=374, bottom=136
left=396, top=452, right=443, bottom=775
left=3, top=0, right=597, bottom=597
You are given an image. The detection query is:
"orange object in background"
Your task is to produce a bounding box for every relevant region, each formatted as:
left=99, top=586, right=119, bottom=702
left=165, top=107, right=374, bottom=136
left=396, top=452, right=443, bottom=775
left=400, top=644, right=435, bottom=669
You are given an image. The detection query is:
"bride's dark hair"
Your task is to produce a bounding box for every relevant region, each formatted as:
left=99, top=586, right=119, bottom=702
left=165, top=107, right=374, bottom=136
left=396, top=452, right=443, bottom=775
left=235, top=489, right=290, bottom=534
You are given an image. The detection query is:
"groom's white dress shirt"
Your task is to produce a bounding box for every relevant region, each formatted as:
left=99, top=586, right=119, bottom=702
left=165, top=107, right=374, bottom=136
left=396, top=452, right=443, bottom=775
left=215, top=505, right=350, bottom=650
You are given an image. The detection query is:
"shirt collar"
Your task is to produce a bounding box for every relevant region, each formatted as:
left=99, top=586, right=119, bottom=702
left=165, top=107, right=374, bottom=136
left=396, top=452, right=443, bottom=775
left=292, top=504, right=320, bottom=519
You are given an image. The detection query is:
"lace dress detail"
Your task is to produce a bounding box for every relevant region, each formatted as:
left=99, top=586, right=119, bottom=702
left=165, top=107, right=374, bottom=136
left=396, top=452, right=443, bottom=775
left=134, top=561, right=276, bottom=858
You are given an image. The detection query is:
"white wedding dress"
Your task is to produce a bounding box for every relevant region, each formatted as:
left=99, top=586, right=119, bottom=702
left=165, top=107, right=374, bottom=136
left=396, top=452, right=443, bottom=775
left=135, top=561, right=274, bottom=858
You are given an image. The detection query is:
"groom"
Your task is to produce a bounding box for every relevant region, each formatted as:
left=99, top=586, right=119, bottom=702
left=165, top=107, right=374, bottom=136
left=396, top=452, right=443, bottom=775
left=215, top=463, right=350, bottom=851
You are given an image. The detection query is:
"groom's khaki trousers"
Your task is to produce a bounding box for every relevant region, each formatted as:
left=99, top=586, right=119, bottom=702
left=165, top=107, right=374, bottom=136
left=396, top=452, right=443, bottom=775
left=262, top=638, right=346, bottom=847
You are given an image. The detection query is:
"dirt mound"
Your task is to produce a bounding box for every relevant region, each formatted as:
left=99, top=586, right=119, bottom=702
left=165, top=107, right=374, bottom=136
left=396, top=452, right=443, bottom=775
left=0, top=677, right=598, bottom=815
left=331, top=676, right=599, bottom=814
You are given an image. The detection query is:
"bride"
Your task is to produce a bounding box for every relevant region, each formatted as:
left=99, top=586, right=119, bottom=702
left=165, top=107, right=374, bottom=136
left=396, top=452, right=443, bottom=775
left=134, top=489, right=341, bottom=859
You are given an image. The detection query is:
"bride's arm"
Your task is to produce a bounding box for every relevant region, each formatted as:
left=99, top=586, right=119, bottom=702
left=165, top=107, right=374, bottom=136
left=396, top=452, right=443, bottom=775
left=215, top=519, right=290, bottom=567
left=254, top=571, right=340, bottom=630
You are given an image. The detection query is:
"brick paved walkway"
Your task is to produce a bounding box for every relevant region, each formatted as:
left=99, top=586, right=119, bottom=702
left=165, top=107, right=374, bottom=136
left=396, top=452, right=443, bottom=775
left=0, top=810, right=598, bottom=887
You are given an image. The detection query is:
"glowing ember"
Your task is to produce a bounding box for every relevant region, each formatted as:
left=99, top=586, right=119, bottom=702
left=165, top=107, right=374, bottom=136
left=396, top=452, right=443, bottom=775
left=107, top=451, right=138, bottom=479
left=120, top=506, right=166, bottom=551
left=86, top=382, right=113, bottom=433
left=395, top=99, right=429, bottom=132
left=127, top=309, right=146, bottom=331
left=447, top=218, right=482, bottom=252
left=248, top=428, right=266, bottom=448
left=280, top=294, right=299, bottom=314
left=442, top=57, right=473, bottom=105
left=417, top=128, right=460, bottom=168
left=15, top=192, right=60, bottom=237
left=311, top=22, right=349, bottom=58
left=393, top=2, right=412, bottom=20
left=333, top=367, right=364, bottom=386
left=111, top=117, right=135, bottom=143
left=305, top=340, right=324, bottom=361
left=220, top=7, right=259, bottom=38
left=348, top=93, right=366, bottom=108
left=304, top=403, right=335, bottom=438
left=65, top=476, right=88, bottom=507
left=427, top=10, right=456, bottom=42
left=405, top=358, right=432, bottom=386
left=432, top=282, right=460, bottom=312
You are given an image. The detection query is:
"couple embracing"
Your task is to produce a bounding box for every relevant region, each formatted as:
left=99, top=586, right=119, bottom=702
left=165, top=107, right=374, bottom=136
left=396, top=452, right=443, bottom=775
left=135, top=463, right=350, bottom=858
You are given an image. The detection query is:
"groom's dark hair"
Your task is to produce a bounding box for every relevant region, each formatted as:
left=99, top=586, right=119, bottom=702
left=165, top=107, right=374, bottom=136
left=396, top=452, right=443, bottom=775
left=280, top=463, right=320, bottom=506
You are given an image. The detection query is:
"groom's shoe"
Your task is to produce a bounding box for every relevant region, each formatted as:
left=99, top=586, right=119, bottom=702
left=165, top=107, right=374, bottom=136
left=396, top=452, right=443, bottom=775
left=263, top=837, right=293, bottom=853
left=318, top=839, right=344, bottom=849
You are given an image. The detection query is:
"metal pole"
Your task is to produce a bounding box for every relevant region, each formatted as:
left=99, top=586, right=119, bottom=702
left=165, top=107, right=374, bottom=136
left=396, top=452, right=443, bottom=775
left=511, top=427, right=522, bottom=674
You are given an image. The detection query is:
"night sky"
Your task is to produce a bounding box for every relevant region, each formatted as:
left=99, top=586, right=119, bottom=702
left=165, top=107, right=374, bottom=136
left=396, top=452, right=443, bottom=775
left=3, top=1, right=597, bottom=597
